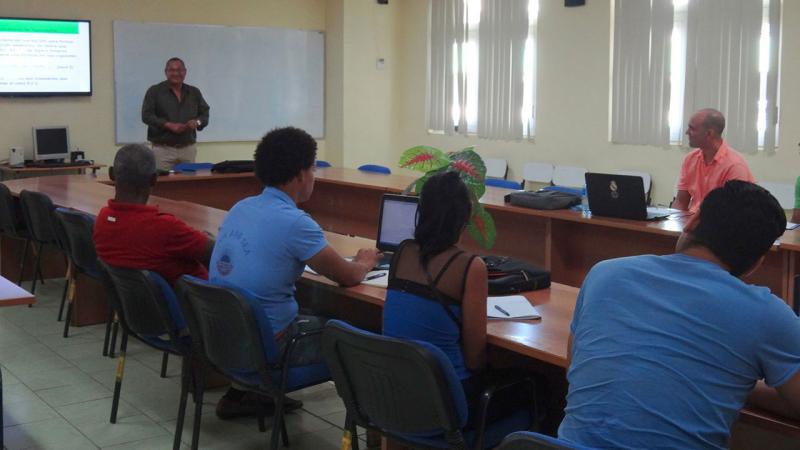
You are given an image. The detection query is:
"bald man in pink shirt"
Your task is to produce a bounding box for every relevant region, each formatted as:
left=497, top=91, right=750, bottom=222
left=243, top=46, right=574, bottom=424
left=672, top=109, right=755, bottom=212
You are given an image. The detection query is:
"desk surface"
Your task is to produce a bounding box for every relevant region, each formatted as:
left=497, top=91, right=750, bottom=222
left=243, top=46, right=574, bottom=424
left=0, top=275, right=35, bottom=306
left=0, top=163, right=106, bottom=173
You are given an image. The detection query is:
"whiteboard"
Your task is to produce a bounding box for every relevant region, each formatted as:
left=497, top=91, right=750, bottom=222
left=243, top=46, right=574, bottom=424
left=113, top=21, right=324, bottom=143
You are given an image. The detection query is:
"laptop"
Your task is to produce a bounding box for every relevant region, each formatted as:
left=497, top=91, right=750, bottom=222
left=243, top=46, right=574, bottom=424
left=372, top=194, right=419, bottom=269
left=585, top=172, right=678, bottom=221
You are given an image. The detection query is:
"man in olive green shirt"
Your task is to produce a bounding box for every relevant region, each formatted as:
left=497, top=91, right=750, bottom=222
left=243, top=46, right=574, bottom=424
left=141, top=57, right=210, bottom=170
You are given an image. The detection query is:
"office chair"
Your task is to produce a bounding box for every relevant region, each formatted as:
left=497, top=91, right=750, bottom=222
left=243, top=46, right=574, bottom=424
left=54, top=209, right=121, bottom=355
left=316, top=160, right=332, bottom=168
left=497, top=431, right=596, bottom=450
left=357, top=164, right=391, bottom=174
left=0, top=184, right=33, bottom=286
left=176, top=275, right=331, bottom=450
left=485, top=178, right=523, bottom=190
left=322, top=319, right=537, bottom=450
left=101, top=264, right=192, bottom=450
left=19, top=190, right=67, bottom=299
left=173, top=162, right=214, bottom=172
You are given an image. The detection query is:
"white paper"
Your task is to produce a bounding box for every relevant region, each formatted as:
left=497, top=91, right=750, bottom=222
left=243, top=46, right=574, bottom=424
left=487, top=295, right=541, bottom=320
left=361, top=270, right=388, bottom=288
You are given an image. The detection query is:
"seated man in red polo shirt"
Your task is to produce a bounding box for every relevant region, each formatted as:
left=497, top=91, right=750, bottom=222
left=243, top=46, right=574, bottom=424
left=93, top=143, right=212, bottom=284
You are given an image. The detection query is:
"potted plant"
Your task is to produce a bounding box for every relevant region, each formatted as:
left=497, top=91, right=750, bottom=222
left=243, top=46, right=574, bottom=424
left=398, top=145, right=496, bottom=249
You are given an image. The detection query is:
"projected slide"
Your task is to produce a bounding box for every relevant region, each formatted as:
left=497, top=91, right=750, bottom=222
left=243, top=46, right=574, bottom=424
left=0, top=18, right=91, bottom=95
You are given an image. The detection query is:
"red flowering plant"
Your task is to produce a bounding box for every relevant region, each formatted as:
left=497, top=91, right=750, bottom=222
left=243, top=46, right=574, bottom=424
left=398, top=145, right=496, bottom=249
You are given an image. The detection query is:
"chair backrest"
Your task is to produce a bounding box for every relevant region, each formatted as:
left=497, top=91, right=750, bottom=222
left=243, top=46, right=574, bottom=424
left=358, top=164, right=392, bottom=175
left=552, top=165, right=587, bottom=188
left=54, top=208, right=102, bottom=279
left=19, top=190, right=59, bottom=244
left=759, top=181, right=795, bottom=209
left=522, top=162, right=554, bottom=184
left=497, top=431, right=592, bottom=450
left=484, top=158, right=508, bottom=179
left=316, top=160, right=332, bottom=168
left=322, top=320, right=467, bottom=439
left=0, top=183, right=26, bottom=238
left=176, top=276, right=276, bottom=378
left=102, top=263, right=186, bottom=341
left=173, top=162, right=214, bottom=172
left=615, top=170, right=652, bottom=196
left=485, top=178, right=522, bottom=190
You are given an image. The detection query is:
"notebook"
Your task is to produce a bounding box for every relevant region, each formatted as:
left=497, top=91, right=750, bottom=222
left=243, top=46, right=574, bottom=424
left=371, top=194, right=419, bottom=269
left=487, top=296, right=541, bottom=320
left=585, top=172, right=675, bottom=221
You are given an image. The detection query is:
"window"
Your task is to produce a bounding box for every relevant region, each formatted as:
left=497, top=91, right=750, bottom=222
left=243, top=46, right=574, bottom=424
left=428, top=0, right=539, bottom=140
left=613, top=0, right=781, bottom=151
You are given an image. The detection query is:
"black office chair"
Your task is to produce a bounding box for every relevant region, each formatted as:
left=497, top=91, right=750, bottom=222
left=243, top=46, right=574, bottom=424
left=321, top=319, right=537, bottom=450
left=176, top=275, right=331, bottom=450
left=18, top=190, right=67, bottom=299
left=101, top=263, right=192, bottom=450
left=0, top=183, right=32, bottom=286
left=496, top=431, right=596, bottom=450
left=55, top=209, right=119, bottom=353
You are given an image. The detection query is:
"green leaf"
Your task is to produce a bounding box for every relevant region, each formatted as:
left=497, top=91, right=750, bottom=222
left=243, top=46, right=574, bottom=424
left=398, top=146, right=450, bottom=173
left=447, top=148, right=486, bottom=199
left=466, top=203, right=496, bottom=249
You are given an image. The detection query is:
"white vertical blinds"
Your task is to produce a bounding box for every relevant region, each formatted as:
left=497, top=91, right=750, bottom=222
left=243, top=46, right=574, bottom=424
left=476, top=0, right=529, bottom=140
left=682, top=0, right=763, bottom=153
left=611, top=0, right=674, bottom=145
left=427, top=0, right=468, bottom=135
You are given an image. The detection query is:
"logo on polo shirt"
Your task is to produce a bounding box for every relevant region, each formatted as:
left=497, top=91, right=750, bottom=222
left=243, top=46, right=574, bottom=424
left=216, top=253, right=233, bottom=276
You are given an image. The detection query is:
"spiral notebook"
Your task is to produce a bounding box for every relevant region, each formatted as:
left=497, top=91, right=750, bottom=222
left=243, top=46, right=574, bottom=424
left=487, top=296, right=541, bottom=320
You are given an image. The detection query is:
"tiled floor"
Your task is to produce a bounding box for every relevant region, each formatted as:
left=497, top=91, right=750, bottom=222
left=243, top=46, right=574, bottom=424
left=1, top=278, right=360, bottom=450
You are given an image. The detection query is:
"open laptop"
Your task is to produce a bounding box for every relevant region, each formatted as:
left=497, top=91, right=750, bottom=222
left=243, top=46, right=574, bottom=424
left=585, top=173, right=678, bottom=221
left=373, top=193, right=419, bottom=269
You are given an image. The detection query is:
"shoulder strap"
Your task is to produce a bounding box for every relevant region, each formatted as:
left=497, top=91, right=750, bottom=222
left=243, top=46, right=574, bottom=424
left=423, top=250, right=464, bottom=330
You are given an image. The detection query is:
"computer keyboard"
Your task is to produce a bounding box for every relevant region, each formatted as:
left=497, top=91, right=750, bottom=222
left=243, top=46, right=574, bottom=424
left=25, top=160, right=93, bottom=168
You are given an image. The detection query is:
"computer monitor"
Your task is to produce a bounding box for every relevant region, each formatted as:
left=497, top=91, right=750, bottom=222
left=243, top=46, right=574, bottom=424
left=32, top=126, right=70, bottom=161
left=376, top=194, right=419, bottom=252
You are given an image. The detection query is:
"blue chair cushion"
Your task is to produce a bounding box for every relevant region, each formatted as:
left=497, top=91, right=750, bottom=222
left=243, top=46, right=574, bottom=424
left=316, top=160, right=332, bottom=168
left=485, top=178, right=522, bottom=190
left=145, top=271, right=187, bottom=331
left=358, top=164, right=391, bottom=174
left=174, top=162, right=214, bottom=172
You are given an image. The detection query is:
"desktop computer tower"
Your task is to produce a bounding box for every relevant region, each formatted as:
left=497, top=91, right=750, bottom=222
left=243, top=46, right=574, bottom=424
left=9, top=147, right=25, bottom=167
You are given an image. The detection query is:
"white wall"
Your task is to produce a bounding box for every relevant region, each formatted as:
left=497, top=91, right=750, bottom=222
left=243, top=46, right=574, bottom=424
left=342, top=0, right=800, bottom=206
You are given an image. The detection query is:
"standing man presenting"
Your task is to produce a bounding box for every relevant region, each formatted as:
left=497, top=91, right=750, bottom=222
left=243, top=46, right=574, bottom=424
left=142, top=57, right=210, bottom=170
left=672, top=108, right=754, bottom=211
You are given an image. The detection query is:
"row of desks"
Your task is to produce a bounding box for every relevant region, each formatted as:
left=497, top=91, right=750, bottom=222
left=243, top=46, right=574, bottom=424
left=2, top=169, right=799, bottom=437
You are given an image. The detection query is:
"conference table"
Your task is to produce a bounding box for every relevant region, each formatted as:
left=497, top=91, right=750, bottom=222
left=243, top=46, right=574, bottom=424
left=2, top=169, right=799, bottom=437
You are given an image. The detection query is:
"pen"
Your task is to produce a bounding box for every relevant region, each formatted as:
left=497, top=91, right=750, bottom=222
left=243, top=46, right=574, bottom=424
left=494, top=305, right=511, bottom=316
left=365, top=272, right=386, bottom=281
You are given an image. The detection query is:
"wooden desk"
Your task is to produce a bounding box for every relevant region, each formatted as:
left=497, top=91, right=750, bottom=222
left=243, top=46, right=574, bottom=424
left=0, top=163, right=106, bottom=180
left=0, top=274, right=35, bottom=307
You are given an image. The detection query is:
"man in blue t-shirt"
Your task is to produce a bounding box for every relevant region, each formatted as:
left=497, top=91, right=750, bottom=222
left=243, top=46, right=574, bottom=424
left=560, top=180, right=800, bottom=449
left=209, top=127, right=380, bottom=418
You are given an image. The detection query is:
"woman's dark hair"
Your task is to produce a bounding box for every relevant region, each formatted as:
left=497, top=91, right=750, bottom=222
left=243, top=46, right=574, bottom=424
left=254, top=127, right=317, bottom=186
left=414, top=171, right=472, bottom=263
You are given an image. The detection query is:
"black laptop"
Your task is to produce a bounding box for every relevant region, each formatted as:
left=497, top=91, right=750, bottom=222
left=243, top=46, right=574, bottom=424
left=372, top=194, right=419, bottom=269
left=585, top=173, right=676, bottom=221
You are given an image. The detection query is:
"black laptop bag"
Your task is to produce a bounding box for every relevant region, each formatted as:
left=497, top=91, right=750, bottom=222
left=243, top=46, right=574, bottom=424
left=482, top=255, right=551, bottom=295
left=504, top=190, right=581, bottom=210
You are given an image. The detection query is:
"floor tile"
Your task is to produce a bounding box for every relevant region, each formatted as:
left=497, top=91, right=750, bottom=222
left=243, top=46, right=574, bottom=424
left=3, top=382, right=41, bottom=405
left=101, top=434, right=189, bottom=450
left=37, top=379, right=113, bottom=407
left=75, top=414, right=169, bottom=448
left=17, top=366, right=96, bottom=391
left=3, top=416, right=98, bottom=450
left=56, top=397, right=141, bottom=427
left=2, top=395, right=60, bottom=427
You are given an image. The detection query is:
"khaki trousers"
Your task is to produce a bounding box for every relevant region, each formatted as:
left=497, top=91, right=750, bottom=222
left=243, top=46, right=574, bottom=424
left=151, top=143, right=198, bottom=170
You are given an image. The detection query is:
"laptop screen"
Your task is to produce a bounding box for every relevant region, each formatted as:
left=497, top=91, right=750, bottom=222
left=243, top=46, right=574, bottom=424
left=376, top=194, right=419, bottom=252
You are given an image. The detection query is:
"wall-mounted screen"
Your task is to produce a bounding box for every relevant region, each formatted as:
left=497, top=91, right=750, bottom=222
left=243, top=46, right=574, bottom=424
left=0, top=18, right=92, bottom=96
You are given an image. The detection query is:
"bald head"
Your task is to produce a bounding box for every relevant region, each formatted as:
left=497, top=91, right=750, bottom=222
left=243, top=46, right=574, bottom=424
left=112, top=144, right=156, bottom=192
left=696, top=108, right=725, bottom=136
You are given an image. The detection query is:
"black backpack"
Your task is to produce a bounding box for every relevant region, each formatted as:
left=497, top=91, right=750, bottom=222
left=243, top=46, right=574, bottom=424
left=211, top=160, right=255, bottom=173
